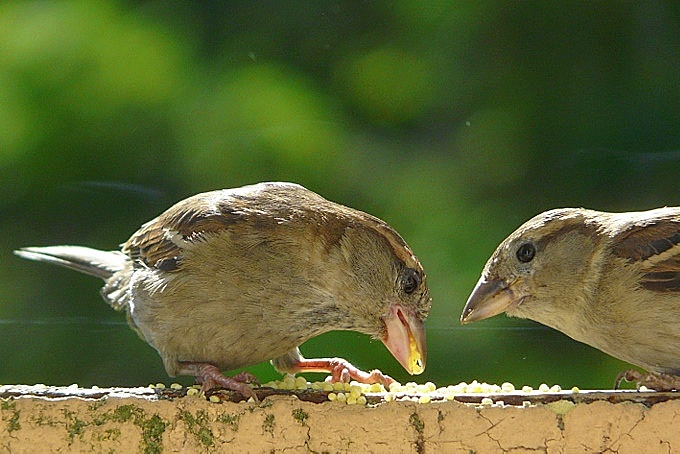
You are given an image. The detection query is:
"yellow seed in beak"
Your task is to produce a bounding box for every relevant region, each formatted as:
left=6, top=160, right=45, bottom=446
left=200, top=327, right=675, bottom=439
left=409, top=332, right=425, bottom=374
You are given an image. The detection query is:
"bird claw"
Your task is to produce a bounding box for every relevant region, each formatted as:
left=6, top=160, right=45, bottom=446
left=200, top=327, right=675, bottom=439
left=320, top=358, right=395, bottom=387
left=186, top=362, right=259, bottom=400
left=615, top=369, right=680, bottom=391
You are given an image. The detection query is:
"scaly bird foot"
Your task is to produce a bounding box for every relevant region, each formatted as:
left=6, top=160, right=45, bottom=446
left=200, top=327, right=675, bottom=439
left=289, top=357, right=395, bottom=387
left=181, top=362, right=259, bottom=399
left=615, top=369, right=680, bottom=391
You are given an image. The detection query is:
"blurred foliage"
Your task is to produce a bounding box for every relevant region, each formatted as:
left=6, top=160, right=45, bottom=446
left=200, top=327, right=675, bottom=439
left=1, top=1, right=678, bottom=389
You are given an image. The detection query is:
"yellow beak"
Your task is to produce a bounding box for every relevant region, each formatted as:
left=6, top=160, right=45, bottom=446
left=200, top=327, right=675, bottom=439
left=381, top=304, right=426, bottom=375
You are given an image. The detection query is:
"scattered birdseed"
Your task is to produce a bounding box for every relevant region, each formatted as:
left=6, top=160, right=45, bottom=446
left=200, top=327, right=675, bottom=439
left=255, top=375, right=582, bottom=406
left=208, top=394, right=221, bottom=403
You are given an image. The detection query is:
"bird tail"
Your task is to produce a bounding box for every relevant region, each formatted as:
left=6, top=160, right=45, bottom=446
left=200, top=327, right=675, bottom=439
left=14, top=245, right=127, bottom=280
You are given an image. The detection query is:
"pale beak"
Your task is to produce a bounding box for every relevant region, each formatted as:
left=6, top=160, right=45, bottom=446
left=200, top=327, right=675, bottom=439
left=460, top=277, right=516, bottom=323
left=381, top=304, right=426, bottom=375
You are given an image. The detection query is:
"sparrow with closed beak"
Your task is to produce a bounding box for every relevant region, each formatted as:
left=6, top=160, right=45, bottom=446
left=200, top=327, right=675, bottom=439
left=16, top=182, right=430, bottom=398
left=461, top=207, right=680, bottom=390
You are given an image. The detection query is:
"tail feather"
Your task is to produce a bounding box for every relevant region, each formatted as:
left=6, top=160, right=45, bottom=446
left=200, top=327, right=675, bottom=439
left=14, top=246, right=127, bottom=280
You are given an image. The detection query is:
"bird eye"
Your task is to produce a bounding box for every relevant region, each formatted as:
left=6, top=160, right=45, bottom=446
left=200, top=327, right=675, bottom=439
left=402, top=268, right=421, bottom=294
left=516, top=243, right=536, bottom=263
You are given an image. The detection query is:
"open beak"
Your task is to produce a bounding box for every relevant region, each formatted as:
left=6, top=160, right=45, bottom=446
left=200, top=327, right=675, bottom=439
left=381, top=304, right=426, bottom=375
left=460, top=278, right=517, bottom=324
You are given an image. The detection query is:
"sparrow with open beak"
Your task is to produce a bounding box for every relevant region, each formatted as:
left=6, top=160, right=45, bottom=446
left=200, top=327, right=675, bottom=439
left=461, top=207, right=680, bottom=390
left=16, top=182, right=430, bottom=398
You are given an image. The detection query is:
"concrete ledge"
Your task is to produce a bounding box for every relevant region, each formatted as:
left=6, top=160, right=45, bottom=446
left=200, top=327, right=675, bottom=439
left=1, top=385, right=679, bottom=452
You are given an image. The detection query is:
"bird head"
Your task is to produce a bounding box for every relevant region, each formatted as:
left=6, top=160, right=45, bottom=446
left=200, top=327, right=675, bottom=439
left=460, top=208, right=598, bottom=328
left=330, top=216, right=430, bottom=376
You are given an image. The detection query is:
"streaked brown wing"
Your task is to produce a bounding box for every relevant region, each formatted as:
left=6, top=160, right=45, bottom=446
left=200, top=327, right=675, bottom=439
left=122, top=193, right=242, bottom=271
left=613, top=214, right=680, bottom=292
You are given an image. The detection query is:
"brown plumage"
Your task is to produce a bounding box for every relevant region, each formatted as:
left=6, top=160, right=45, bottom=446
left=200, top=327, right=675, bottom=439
left=461, top=207, right=680, bottom=390
left=16, top=182, right=430, bottom=397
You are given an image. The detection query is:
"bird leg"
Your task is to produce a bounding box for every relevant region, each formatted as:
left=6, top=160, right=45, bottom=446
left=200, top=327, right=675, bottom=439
left=180, top=362, right=259, bottom=398
left=288, top=357, right=396, bottom=387
left=615, top=369, right=680, bottom=391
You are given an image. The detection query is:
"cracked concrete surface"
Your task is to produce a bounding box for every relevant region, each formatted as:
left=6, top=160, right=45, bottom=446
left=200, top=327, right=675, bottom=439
left=1, top=388, right=679, bottom=453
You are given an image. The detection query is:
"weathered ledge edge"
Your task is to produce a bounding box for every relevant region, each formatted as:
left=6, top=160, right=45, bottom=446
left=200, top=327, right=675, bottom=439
left=2, top=384, right=679, bottom=452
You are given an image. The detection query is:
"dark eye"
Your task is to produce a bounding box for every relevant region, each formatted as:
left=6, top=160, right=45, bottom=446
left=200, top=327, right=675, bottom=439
left=516, top=243, right=536, bottom=263
left=402, top=268, right=421, bottom=294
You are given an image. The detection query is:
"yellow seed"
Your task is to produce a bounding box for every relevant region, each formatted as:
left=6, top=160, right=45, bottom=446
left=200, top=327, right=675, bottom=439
left=295, top=376, right=308, bottom=389
left=549, top=384, right=562, bottom=393
left=187, top=388, right=199, bottom=396
left=481, top=397, right=493, bottom=406
left=332, top=382, right=345, bottom=391
left=384, top=392, right=395, bottom=402
left=521, top=386, right=533, bottom=393
left=408, top=332, right=424, bottom=374
left=322, top=382, right=334, bottom=392
left=468, top=383, right=483, bottom=393
left=170, top=383, right=183, bottom=390
left=155, top=383, right=166, bottom=389
left=418, top=382, right=436, bottom=393
left=336, top=392, right=347, bottom=402
left=368, top=383, right=383, bottom=393
left=357, top=395, right=367, bottom=405
left=538, top=383, right=550, bottom=392
left=346, top=396, right=357, bottom=405
left=349, top=386, right=362, bottom=399
left=327, top=392, right=337, bottom=401
left=208, top=395, right=221, bottom=403
left=501, top=382, right=515, bottom=393
left=570, top=386, right=580, bottom=393
left=418, top=395, right=431, bottom=404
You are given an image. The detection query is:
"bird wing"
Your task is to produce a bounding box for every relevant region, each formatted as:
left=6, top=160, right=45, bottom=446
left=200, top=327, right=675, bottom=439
left=122, top=192, right=244, bottom=272
left=612, top=213, right=680, bottom=292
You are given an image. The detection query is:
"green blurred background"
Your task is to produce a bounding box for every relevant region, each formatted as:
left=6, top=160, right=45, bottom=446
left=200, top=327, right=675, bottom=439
left=1, top=1, right=678, bottom=390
